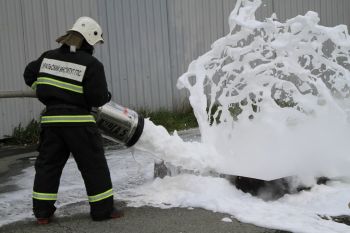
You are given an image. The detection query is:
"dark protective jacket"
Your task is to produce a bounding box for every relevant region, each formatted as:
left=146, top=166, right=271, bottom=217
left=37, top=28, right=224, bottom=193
left=23, top=43, right=110, bottom=126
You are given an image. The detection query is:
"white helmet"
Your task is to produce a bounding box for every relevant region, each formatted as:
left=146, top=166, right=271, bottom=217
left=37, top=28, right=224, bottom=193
left=68, top=17, right=104, bottom=46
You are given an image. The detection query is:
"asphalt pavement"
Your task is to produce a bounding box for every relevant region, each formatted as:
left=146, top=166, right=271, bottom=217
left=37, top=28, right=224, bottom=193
left=0, top=203, right=288, bottom=233
left=0, top=146, right=290, bottom=233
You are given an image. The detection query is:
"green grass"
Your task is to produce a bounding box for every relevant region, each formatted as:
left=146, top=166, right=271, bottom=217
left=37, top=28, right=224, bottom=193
left=4, top=119, right=40, bottom=146
left=140, top=109, right=198, bottom=133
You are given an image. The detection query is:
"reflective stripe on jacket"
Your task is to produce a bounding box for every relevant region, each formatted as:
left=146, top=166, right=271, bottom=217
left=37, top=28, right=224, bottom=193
left=23, top=44, right=110, bottom=126
left=40, top=115, right=96, bottom=124
left=34, top=77, right=84, bottom=94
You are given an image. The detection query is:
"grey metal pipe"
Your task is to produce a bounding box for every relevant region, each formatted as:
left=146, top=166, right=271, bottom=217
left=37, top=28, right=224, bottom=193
left=0, top=90, right=36, bottom=98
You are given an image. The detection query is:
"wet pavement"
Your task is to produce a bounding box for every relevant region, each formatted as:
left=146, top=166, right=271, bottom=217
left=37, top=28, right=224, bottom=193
left=0, top=145, right=291, bottom=233
left=0, top=203, right=289, bottom=233
left=0, top=151, right=36, bottom=194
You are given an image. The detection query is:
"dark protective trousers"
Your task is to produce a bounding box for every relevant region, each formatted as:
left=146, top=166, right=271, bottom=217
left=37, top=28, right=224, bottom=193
left=33, top=125, right=114, bottom=219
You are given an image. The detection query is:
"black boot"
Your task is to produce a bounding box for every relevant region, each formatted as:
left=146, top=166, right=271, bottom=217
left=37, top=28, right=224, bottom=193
left=91, top=206, right=124, bottom=221
left=110, top=207, right=124, bottom=219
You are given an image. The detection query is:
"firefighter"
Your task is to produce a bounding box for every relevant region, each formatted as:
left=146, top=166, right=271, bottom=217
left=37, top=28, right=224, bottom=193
left=23, top=17, right=123, bottom=224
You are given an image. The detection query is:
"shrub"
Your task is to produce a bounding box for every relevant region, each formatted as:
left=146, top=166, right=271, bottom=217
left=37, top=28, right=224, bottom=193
left=5, top=119, right=40, bottom=145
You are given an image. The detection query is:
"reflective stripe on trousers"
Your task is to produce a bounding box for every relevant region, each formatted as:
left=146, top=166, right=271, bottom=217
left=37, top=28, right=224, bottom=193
left=32, top=77, right=83, bottom=93
left=88, top=189, right=113, bottom=203
left=32, top=191, right=57, bottom=201
left=41, top=115, right=96, bottom=124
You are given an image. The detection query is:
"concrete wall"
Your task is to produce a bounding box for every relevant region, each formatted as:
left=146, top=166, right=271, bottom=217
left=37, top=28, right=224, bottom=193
left=1, top=0, right=350, bottom=138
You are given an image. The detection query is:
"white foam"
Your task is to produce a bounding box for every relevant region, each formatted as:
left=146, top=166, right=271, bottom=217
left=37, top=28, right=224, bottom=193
left=221, top=217, right=233, bottom=223
left=1, top=1, right=350, bottom=233
left=130, top=0, right=350, bottom=232
left=136, top=0, right=350, bottom=181
left=1, top=150, right=350, bottom=232
left=126, top=174, right=350, bottom=233
left=0, top=151, right=155, bottom=227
